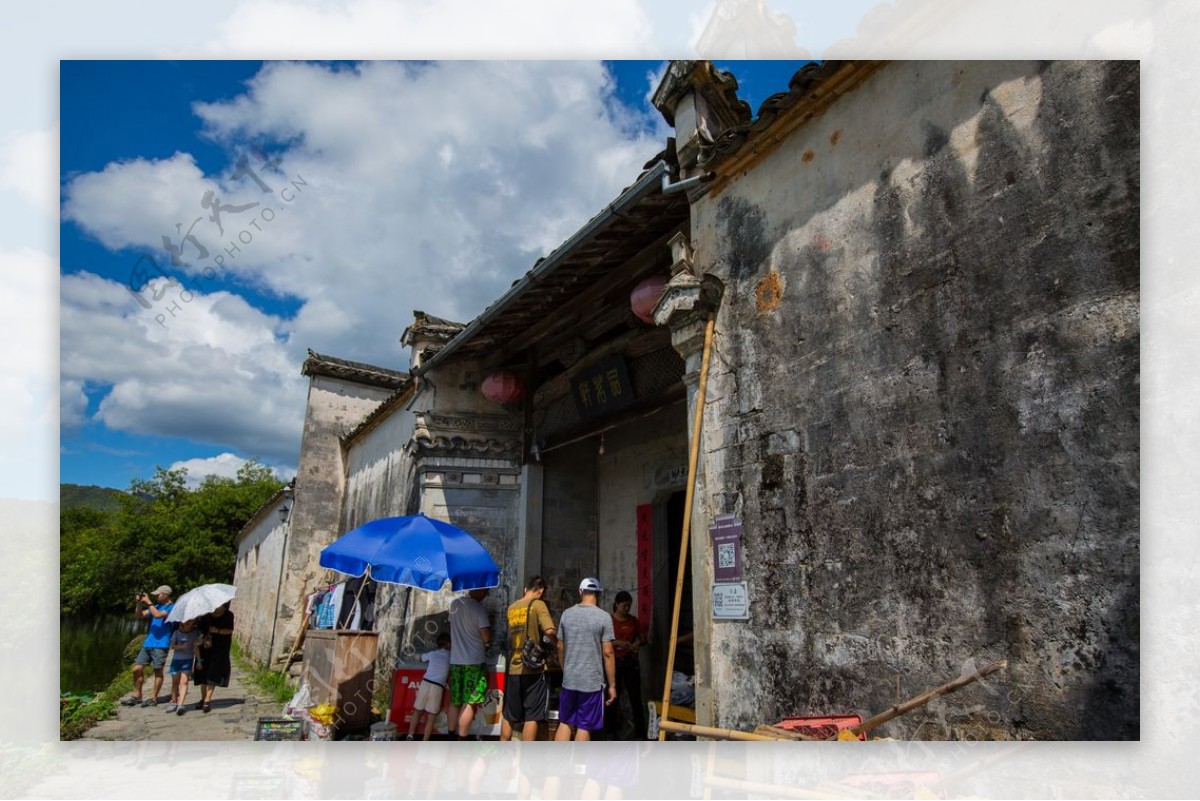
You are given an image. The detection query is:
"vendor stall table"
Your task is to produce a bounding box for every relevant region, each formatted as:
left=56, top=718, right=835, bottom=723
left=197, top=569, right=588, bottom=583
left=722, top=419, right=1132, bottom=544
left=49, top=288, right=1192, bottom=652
left=303, top=629, right=379, bottom=733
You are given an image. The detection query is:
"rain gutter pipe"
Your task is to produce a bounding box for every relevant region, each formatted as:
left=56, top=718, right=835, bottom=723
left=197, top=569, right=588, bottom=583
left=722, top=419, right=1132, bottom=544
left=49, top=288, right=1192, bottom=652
left=267, top=483, right=294, bottom=665
left=661, top=168, right=715, bottom=195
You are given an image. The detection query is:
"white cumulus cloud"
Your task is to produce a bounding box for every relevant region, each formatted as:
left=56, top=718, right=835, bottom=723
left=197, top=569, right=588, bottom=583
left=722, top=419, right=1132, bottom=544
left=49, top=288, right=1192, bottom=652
left=60, top=61, right=665, bottom=466
left=59, top=379, right=88, bottom=431
left=60, top=270, right=306, bottom=465
left=63, top=61, right=663, bottom=368
left=169, top=451, right=295, bottom=488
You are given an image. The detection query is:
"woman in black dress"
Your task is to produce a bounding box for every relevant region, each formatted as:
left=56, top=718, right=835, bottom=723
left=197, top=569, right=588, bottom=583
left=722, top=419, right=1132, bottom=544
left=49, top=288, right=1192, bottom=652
left=194, top=603, right=234, bottom=713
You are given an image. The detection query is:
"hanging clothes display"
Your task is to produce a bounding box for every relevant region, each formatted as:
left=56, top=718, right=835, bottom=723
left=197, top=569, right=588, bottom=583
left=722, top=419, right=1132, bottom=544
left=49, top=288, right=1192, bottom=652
left=314, top=585, right=337, bottom=629
left=329, top=582, right=347, bottom=628
left=306, top=577, right=378, bottom=631
left=337, top=575, right=376, bottom=631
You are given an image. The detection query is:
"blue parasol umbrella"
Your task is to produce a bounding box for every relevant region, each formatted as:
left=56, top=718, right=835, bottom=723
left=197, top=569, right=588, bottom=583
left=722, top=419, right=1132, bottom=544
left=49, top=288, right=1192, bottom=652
left=318, top=514, right=501, bottom=591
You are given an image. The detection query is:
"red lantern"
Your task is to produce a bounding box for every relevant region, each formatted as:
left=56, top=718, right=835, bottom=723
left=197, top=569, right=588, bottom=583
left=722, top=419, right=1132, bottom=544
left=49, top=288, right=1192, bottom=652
left=630, top=275, right=668, bottom=324
left=482, top=370, right=524, bottom=405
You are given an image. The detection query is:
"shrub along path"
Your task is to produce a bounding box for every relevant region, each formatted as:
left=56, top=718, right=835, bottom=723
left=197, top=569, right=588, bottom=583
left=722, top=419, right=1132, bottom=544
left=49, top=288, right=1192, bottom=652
left=81, top=656, right=283, bottom=741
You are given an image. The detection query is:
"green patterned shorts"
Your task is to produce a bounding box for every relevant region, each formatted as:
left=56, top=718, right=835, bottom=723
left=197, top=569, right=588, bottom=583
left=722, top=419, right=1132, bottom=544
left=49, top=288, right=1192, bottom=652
left=449, top=663, right=488, bottom=707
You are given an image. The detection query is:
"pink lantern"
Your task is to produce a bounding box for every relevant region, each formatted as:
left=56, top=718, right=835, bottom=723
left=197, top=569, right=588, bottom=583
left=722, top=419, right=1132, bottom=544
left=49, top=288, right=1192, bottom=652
left=482, top=370, right=524, bottom=405
left=630, top=275, right=669, bottom=323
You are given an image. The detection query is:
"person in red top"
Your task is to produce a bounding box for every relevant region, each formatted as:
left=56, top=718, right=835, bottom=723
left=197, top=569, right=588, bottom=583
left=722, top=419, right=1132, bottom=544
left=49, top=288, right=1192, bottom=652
left=607, top=590, right=646, bottom=739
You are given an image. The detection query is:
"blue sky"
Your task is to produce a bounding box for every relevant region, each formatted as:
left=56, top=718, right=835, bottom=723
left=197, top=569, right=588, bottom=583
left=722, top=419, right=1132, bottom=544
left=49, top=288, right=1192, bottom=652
left=60, top=60, right=808, bottom=490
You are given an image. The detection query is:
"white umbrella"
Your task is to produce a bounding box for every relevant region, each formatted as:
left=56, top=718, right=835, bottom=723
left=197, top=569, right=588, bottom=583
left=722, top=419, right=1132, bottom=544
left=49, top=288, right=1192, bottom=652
left=167, top=583, right=237, bottom=623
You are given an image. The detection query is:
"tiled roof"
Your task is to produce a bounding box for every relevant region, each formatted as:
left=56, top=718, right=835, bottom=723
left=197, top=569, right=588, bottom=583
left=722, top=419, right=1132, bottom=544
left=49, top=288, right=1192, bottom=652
left=301, top=349, right=410, bottom=390
left=401, top=311, right=466, bottom=346
left=235, top=479, right=294, bottom=544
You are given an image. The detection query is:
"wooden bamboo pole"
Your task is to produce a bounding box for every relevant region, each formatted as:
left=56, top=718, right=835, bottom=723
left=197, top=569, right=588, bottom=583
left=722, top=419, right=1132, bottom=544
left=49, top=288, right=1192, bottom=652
left=659, top=718, right=784, bottom=742
left=839, top=659, right=1008, bottom=739
left=658, top=312, right=717, bottom=740
left=279, top=599, right=312, bottom=667
left=753, top=724, right=821, bottom=741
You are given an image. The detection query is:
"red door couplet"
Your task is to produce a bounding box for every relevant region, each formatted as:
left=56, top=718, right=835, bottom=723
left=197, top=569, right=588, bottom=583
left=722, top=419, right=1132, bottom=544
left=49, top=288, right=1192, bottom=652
left=636, top=503, right=654, bottom=637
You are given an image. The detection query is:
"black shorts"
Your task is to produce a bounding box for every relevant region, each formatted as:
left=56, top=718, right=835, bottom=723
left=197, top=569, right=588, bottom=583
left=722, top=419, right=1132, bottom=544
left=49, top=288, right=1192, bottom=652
left=502, top=672, right=549, bottom=726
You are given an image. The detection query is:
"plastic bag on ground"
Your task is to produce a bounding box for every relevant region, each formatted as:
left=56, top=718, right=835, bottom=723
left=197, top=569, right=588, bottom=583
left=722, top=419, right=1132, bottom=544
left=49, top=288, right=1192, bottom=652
left=283, top=682, right=312, bottom=718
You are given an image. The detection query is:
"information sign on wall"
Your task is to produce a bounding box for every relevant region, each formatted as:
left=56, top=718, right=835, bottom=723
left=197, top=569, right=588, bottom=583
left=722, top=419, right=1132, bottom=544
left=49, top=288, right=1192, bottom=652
left=711, top=582, right=750, bottom=620
left=571, top=355, right=635, bottom=419
left=708, top=513, right=743, bottom=582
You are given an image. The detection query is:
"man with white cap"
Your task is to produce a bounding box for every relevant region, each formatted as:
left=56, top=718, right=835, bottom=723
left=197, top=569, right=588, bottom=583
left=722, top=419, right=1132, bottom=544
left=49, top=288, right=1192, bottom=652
left=120, top=585, right=175, bottom=707
left=555, top=577, right=616, bottom=741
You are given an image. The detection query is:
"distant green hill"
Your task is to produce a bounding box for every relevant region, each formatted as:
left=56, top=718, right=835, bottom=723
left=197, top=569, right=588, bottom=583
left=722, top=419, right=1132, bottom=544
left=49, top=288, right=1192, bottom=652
left=60, top=484, right=127, bottom=512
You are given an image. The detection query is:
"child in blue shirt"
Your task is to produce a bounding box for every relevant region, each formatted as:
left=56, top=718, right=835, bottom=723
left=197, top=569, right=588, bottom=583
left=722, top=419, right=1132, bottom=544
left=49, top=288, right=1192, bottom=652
left=166, top=619, right=202, bottom=715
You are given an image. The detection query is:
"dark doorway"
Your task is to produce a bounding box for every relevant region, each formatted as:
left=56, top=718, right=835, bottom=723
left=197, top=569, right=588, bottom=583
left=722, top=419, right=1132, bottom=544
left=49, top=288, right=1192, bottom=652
left=665, top=490, right=694, bottom=675
left=648, top=489, right=694, bottom=705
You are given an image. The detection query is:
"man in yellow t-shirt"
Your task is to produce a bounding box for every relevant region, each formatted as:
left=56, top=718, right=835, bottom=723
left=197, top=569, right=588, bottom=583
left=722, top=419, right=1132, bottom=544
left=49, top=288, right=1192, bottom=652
left=501, top=576, right=556, bottom=741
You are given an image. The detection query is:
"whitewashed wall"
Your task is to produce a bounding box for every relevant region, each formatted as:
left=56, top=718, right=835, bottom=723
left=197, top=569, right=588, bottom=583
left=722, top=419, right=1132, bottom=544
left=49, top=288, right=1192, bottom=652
left=233, top=496, right=288, bottom=664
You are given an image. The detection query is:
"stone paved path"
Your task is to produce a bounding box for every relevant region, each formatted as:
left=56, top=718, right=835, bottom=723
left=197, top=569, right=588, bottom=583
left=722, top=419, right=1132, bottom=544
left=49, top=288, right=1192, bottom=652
left=83, top=658, right=283, bottom=741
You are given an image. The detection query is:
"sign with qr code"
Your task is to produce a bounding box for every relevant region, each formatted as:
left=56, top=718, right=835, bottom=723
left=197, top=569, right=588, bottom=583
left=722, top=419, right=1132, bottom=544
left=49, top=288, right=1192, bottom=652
left=708, top=514, right=743, bottom=582
left=711, top=582, right=750, bottom=620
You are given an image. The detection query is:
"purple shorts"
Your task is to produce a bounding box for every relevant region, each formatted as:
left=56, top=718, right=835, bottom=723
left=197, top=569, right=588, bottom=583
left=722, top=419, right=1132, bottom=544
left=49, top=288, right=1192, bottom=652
left=559, top=687, right=606, bottom=732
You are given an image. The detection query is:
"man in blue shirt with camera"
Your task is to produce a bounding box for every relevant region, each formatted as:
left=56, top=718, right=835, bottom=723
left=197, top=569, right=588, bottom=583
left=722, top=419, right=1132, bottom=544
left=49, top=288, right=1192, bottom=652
left=120, top=585, right=175, bottom=707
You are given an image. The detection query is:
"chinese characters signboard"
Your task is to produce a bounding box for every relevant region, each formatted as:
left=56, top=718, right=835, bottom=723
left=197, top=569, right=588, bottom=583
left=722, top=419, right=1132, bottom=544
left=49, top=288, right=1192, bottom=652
left=571, top=355, right=635, bottom=419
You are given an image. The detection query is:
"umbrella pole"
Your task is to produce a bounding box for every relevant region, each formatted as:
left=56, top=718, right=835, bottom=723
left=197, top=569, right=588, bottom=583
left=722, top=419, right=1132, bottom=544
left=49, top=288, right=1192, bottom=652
left=384, top=586, right=414, bottom=721
left=342, top=566, right=371, bottom=630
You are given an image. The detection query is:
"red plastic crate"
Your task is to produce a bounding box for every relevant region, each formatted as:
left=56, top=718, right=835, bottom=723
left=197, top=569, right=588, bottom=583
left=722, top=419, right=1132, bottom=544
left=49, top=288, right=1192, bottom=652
left=775, top=714, right=866, bottom=740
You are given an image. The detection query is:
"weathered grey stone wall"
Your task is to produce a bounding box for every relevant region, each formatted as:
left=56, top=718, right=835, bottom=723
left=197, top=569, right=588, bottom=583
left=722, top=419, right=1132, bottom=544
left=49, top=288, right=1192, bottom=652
left=342, top=410, right=417, bottom=532
left=340, top=407, right=418, bottom=679
left=272, top=375, right=395, bottom=664
left=691, top=61, right=1138, bottom=739
left=396, top=476, right=522, bottom=651
left=372, top=359, right=524, bottom=680
left=597, top=402, right=689, bottom=610
left=542, top=440, right=599, bottom=610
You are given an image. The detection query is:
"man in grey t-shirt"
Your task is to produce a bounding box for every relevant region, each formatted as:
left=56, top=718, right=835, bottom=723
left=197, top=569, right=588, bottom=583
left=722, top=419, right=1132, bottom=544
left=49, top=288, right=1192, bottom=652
left=555, top=577, right=616, bottom=741
left=448, top=588, right=491, bottom=739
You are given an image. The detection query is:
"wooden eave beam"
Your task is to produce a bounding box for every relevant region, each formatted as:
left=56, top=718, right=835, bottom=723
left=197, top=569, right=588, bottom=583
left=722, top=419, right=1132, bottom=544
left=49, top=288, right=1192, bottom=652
left=490, top=224, right=685, bottom=365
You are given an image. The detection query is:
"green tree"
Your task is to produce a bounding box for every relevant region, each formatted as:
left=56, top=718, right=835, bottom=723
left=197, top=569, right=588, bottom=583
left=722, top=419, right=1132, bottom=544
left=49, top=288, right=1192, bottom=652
left=60, top=461, right=284, bottom=616
left=60, top=506, right=121, bottom=614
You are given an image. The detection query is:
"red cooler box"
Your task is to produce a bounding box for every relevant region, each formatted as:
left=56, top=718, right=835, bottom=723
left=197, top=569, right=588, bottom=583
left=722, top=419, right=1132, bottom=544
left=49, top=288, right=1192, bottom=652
left=389, top=656, right=506, bottom=737
left=389, top=664, right=427, bottom=731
